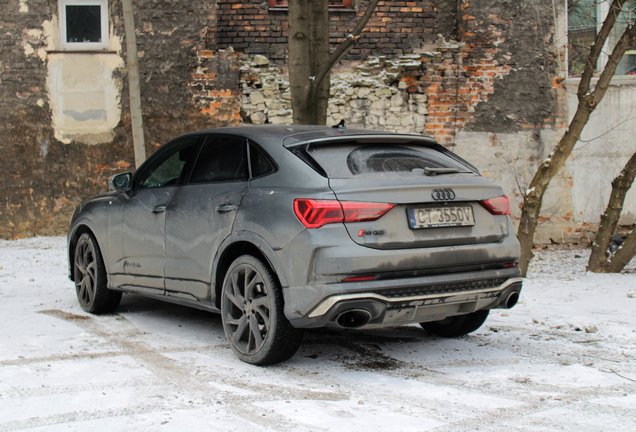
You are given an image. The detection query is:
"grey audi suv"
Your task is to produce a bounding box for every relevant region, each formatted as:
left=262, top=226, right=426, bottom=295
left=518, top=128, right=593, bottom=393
left=68, top=125, right=522, bottom=365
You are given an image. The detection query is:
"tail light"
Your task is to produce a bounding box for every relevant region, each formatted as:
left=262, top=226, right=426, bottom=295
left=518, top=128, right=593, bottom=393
left=480, top=195, right=511, bottom=216
left=294, top=199, right=394, bottom=229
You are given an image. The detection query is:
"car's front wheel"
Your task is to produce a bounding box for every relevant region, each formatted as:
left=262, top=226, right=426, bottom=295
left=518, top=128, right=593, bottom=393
left=420, top=310, right=489, bottom=337
left=221, top=255, right=303, bottom=365
left=73, top=233, right=122, bottom=314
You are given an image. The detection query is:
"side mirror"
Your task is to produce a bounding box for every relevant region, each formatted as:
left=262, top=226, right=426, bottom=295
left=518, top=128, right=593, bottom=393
left=109, top=172, right=132, bottom=192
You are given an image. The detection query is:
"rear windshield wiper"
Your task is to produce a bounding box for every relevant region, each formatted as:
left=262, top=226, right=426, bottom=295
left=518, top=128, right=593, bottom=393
left=412, top=167, right=474, bottom=176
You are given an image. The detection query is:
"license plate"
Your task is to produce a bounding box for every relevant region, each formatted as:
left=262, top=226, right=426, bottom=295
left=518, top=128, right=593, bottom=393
left=407, top=206, right=475, bottom=229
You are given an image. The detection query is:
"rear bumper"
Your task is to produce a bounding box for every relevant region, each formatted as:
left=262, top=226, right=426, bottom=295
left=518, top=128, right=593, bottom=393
left=285, top=269, right=522, bottom=329
left=277, top=220, right=522, bottom=327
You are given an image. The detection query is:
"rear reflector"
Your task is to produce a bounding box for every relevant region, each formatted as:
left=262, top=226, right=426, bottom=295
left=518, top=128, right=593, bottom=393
left=294, top=199, right=394, bottom=229
left=342, top=275, right=376, bottom=282
left=504, top=262, right=518, bottom=268
left=480, top=195, right=511, bottom=216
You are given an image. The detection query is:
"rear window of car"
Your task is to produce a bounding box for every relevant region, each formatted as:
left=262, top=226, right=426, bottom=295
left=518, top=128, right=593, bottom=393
left=305, top=142, right=470, bottom=178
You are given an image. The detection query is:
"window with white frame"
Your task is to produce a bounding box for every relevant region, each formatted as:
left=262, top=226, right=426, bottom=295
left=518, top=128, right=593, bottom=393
left=568, top=0, right=636, bottom=77
left=59, top=0, right=109, bottom=50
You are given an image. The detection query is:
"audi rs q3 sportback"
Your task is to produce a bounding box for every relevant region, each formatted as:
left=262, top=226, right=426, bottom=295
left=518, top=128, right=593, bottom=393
left=68, top=125, right=522, bottom=365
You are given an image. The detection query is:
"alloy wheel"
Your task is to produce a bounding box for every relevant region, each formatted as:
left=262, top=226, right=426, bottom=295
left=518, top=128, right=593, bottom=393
left=222, top=263, right=271, bottom=355
left=75, top=236, right=97, bottom=307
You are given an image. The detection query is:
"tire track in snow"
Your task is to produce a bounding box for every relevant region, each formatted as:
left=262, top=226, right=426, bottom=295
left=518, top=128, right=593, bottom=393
left=0, top=309, right=346, bottom=431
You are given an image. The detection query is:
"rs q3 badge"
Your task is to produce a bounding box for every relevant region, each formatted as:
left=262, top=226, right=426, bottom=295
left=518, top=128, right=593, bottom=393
left=359, top=229, right=385, bottom=237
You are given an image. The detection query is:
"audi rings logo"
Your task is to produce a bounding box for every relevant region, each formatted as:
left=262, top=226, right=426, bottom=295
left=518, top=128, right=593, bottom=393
left=432, top=188, right=456, bottom=201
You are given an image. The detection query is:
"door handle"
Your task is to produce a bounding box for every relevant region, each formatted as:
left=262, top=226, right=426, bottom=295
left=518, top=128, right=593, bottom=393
left=151, top=205, right=167, bottom=214
left=217, top=204, right=236, bottom=213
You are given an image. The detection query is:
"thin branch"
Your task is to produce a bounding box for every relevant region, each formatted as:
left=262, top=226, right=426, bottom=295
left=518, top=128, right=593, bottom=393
left=313, top=0, right=381, bottom=90
left=609, top=369, right=636, bottom=382
left=506, top=158, right=527, bottom=199
left=576, top=111, right=636, bottom=144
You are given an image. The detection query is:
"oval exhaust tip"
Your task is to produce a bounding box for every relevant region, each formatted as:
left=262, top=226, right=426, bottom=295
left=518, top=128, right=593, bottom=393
left=336, top=309, right=372, bottom=328
left=505, top=292, right=520, bottom=309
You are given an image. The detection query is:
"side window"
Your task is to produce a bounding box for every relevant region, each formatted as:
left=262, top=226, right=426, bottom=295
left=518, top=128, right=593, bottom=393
left=189, top=137, right=248, bottom=184
left=134, top=137, right=199, bottom=189
left=249, top=143, right=275, bottom=178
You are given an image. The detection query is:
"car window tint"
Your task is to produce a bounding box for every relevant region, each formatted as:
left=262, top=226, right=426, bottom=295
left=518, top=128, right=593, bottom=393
left=306, top=143, right=468, bottom=178
left=347, top=146, right=458, bottom=174
left=189, top=137, right=248, bottom=183
left=134, top=137, right=199, bottom=189
left=249, top=144, right=275, bottom=178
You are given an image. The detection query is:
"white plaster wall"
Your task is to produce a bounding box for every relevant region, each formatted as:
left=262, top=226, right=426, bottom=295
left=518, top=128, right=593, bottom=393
left=567, top=79, right=636, bottom=225
left=454, top=129, right=576, bottom=244
left=456, top=78, right=636, bottom=242
left=46, top=53, right=123, bottom=144
left=40, top=12, right=124, bottom=144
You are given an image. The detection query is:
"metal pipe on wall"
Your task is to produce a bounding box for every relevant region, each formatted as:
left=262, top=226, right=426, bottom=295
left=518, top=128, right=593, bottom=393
left=122, top=0, right=146, bottom=168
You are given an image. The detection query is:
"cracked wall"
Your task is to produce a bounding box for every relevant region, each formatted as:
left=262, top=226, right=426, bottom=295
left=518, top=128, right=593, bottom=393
left=0, top=0, right=229, bottom=239
left=3, top=0, right=620, bottom=245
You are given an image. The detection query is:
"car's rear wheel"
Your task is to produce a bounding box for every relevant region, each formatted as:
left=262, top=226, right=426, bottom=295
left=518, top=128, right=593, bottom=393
left=420, top=310, right=489, bottom=337
left=74, top=233, right=122, bottom=314
left=221, top=255, right=303, bottom=365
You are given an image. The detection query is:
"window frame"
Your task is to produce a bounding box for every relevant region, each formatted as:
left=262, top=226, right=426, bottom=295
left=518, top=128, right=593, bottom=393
left=59, top=0, right=109, bottom=50
left=248, top=140, right=278, bottom=180
left=132, top=136, right=203, bottom=190
left=186, top=136, right=250, bottom=185
left=566, top=0, right=636, bottom=79
left=268, top=0, right=353, bottom=11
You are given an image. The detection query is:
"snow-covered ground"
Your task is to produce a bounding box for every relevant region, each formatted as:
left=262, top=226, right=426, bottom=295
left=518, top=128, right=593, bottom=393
left=0, top=236, right=635, bottom=431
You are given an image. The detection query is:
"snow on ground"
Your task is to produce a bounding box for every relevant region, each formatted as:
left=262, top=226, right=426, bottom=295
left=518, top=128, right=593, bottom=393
left=0, top=237, right=635, bottom=431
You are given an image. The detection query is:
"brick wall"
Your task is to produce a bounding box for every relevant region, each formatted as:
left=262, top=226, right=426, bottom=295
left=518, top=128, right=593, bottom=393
left=460, top=1, right=560, bottom=133
left=415, top=0, right=559, bottom=142
left=213, top=0, right=444, bottom=63
left=236, top=44, right=514, bottom=145
left=191, top=49, right=241, bottom=124
left=0, top=0, right=563, bottom=239
left=0, top=0, right=238, bottom=239
left=211, top=0, right=560, bottom=144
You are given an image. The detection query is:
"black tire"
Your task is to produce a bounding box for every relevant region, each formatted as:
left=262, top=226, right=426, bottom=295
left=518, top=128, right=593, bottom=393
left=221, top=255, right=303, bottom=365
left=73, top=233, right=122, bottom=314
left=420, top=310, right=489, bottom=337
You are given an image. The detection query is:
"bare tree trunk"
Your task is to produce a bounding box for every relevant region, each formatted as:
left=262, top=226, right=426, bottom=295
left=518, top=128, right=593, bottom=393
left=518, top=108, right=592, bottom=274
left=517, top=0, right=636, bottom=276
left=587, top=151, right=636, bottom=272
left=288, top=0, right=381, bottom=125
left=606, top=221, right=636, bottom=271
left=309, top=1, right=330, bottom=125
left=288, top=0, right=329, bottom=125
